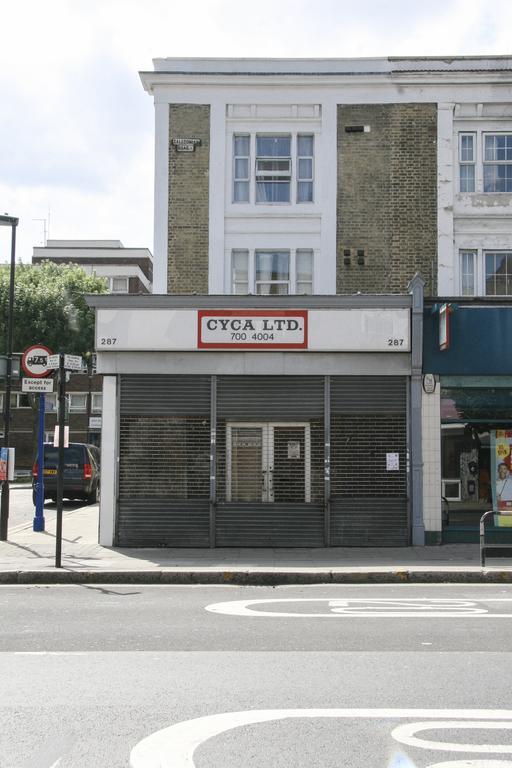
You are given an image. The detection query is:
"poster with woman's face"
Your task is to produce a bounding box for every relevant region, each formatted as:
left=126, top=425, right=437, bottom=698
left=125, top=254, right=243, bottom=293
left=491, top=430, right=512, bottom=513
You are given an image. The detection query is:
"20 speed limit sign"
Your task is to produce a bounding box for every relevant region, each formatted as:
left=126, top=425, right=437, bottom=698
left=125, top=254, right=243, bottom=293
left=21, top=345, right=53, bottom=378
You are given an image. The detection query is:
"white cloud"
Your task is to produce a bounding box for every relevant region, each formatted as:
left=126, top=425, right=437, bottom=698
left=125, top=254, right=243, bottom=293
left=0, top=0, right=511, bottom=264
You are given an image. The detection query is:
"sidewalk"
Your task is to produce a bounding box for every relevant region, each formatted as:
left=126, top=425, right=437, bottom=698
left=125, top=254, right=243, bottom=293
left=1, top=504, right=512, bottom=584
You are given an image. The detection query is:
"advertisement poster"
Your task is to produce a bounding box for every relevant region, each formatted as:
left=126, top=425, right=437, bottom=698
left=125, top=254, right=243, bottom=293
left=491, top=430, right=512, bottom=523
left=0, top=447, right=7, bottom=482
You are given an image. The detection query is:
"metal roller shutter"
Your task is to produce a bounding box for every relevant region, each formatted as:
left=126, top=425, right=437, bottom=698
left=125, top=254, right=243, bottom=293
left=216, top=376, right=324, bottom=547
left=330, top=376, right=409, bottom=546
left=117, top=375, right=211, bottom=546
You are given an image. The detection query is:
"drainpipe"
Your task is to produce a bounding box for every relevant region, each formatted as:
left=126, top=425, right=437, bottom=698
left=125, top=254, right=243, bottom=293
left=408, top=273, right=426, bottom=546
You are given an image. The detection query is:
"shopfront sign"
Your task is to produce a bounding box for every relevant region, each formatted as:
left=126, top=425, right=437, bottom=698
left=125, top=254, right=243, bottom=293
left=95, top=308, right=410, bottom=353
left=198, top=310, right=307, bottom=349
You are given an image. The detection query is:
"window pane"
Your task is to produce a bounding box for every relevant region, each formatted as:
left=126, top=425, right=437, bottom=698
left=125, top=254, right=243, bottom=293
left=460, top=251, right=475, bottom=296
left=297, top=135, right=313, bottom=156
left=232, top=250, right=248, bottom=282
left=256, top=282, right=289, bottom=295
left=234, top=135, right=249, bottom=155
left=296, top=282, right=313, bottom=295
left=484, top=135, right=496, bottom=161
left=296, top=250, right=313, bottom=282
left=460, top=135, right=474, bottom=162
left=234, top=158, right=249, bottom=178
left=234, top=181, right=249, bottom=202
left=92, top=394, right=103, bottom=412
left=256, top=251, right=289, bottom=282
left=460, top=164, right=475, bottom=193
left=256, top=136, right=290, bottom=157
left=298, top=158, right=313, bottom=179
left=233, top=282, right=249, bottom=295
left=297, top=181, right=313, bottom=202
left=256, top=181, right=290, bottom=203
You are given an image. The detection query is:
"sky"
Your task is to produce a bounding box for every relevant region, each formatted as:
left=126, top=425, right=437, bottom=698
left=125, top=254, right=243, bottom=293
left=1, top=0, right=511, bottom=263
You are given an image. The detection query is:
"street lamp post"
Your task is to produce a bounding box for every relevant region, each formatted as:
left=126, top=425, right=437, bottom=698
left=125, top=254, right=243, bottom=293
left=0, top=214, right=19, bottom=541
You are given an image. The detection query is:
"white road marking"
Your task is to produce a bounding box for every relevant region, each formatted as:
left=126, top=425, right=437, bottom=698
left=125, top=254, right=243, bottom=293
left=48, top=759, right=62, bottom=768
left=426, top=762, right=512, bottom=767
left=129, top=708, right=512, bottom=768
left=205, top=597, right=512, bottom=618
left=392, top=721, right=512, bottom=753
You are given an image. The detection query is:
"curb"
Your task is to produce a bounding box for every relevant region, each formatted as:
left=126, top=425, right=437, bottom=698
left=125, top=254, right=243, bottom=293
left=1, top=569, right=512, bottom=585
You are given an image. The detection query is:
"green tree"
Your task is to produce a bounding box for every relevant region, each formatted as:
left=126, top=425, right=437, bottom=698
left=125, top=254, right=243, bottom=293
left=0, top=261, right=107, bottom=356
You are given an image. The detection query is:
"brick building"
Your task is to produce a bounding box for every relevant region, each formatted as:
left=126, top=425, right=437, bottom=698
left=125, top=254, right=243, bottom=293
left=89, top=56, right=512, bottom=548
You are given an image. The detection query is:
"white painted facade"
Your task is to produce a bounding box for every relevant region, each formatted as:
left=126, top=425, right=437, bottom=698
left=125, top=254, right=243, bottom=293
left=141, top=56, right=512, bottom=299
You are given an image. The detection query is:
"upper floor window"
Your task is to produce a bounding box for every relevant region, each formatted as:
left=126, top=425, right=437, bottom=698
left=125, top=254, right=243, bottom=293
left=92, top=393, right=103, bottom=413
left=459, top=133, right=475, bottom=193
left=460, top=250, right=476, bottom=296
left=232, top=133, right=314, bottom=205
left=485, top=251, right=512, bottom=295
left=297, top=135, right=314, bottom=202
left=231, top=248, right=313, bottom=295
left=233, top=135, right=250, bottom=203
left=109, top=276, right=129, bottom=294
left=484, top=134, right=512, bottom=192
left=255, top=137, right=291, bottom=203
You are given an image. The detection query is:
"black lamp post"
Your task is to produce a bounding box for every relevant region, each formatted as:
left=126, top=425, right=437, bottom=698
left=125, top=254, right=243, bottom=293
left=0, top=214, right=18, bottom=541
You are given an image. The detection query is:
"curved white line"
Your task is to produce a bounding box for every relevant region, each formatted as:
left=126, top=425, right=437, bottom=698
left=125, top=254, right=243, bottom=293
left=205, top=598, right=490, bottom=618
left=392, top=721, right=512, bottom=753
left=129, top=709, right=512, bottom=768
left=426, top=762, right=512, bottom=767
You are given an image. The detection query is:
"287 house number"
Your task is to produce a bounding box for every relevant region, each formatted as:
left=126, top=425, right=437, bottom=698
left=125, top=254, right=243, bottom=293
left=100, top=338, right=117, bottom=345
left=387, top=338, right=404, bottom=346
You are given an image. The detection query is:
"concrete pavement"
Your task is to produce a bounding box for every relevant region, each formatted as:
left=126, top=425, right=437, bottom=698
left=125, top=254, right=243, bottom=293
left=1, top=488, right=512, bottom=582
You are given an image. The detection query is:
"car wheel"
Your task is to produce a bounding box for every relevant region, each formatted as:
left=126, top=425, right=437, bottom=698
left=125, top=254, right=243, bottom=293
left=87, top=483, right=99, bottom=505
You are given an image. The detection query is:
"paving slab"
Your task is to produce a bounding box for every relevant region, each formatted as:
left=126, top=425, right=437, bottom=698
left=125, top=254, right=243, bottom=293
left=1, top=502, right=512, bottom=583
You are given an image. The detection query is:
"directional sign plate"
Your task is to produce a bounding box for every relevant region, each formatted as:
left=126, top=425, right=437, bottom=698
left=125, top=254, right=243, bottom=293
left=64, top=354, right=83, bottom=370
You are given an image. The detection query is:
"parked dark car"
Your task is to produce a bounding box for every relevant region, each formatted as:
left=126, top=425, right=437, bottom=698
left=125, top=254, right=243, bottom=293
left=32, top=443, right=100, bottom=505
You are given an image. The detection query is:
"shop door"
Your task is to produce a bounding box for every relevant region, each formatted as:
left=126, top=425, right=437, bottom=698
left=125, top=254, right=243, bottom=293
left=226, top=423, right=310, bottom=502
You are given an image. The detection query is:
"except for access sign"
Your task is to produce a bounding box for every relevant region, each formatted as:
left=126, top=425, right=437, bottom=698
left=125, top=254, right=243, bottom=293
left=21, top=345, right=53, bottom=377
left=198, top=310, right=308, bottom=349
left=22, top=378, right=54, bottom=393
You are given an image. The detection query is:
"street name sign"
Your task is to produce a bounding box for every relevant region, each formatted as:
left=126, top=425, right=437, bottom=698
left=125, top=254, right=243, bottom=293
left=22, top=378, right=54, bottom=393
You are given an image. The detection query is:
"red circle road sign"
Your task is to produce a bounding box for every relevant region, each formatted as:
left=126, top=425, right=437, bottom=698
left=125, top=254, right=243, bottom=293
left=21, top=345, right=53, bottom=378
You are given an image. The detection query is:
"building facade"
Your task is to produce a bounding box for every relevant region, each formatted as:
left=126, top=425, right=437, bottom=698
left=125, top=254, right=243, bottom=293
left=92, top=56, right=512, bottom=548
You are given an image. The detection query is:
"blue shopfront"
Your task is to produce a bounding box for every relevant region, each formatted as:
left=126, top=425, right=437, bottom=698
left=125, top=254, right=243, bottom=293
left=424, top=299, right=512, bottom=543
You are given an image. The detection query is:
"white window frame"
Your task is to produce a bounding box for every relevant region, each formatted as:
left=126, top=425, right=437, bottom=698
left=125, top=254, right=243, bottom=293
left=230, top=131, right=315, bottom=207
left=255, top=135, right=292, bottom=204
left=483, top=132, right=512, bottom=193
left=297, top=134, right=314, bottom=203
left=91, top=393, right=103, bottom=413
left=458, top=133, right=476, bottom=193
left=231, top=249, right=249, bottom=294
left=230, top=248, right=314, bottom=295
left=459, top=250, right=476, bottom=296
left=108, top=276, right=129, bottom=294
left=232, top=134, right=251, bottom=203
left=484, top=250, right=512, bottom=296
left=68, top=393, right=87, bottom=413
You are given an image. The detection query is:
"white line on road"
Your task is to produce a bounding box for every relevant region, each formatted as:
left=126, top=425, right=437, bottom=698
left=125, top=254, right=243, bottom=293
left=392, top=720, right=512, bottom=753
left=129, top=709, right=512, bottom=768
left=205, top=597, right=512, bottom=618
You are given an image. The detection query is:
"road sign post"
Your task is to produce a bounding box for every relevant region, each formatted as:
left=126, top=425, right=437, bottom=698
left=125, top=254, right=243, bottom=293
left=55, top=354, right=65, bottom=568
left=33, top=393, right=46, bottom=532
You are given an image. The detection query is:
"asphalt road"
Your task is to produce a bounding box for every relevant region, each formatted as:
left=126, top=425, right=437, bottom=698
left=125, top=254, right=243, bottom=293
left=2, top=583, right=512, bottom=768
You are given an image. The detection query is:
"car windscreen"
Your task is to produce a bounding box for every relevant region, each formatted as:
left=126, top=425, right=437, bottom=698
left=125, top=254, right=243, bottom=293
left=43, top=447, right=84, bottom=468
